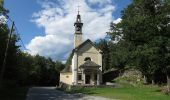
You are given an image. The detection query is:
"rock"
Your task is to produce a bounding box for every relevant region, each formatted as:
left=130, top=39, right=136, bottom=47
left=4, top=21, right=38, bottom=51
left=106, top=82, right=115, bottom=86
left=115, top=69, right=144, bottom=85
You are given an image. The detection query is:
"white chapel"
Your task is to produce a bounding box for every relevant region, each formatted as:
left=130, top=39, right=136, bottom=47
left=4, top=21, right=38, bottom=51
left=60, top=12, right=103, bottom=86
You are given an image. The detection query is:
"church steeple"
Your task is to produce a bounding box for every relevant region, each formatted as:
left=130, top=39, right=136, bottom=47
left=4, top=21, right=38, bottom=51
left=73, top=8, right=83, bottom=48
left=74, top=12, right=83, bottom=34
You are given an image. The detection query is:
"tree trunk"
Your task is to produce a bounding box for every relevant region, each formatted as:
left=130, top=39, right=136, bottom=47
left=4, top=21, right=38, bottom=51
left=167, top=75, right=170, bottom=92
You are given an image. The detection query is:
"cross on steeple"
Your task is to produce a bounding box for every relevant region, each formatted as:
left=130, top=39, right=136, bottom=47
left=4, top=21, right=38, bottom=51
left=77, top=0, right=81, bottom=14
left=73, top=0, right=83, bottom=48
left=74, top=0, right=83, bottom=34
left=77, top=5, right=81, bottom=14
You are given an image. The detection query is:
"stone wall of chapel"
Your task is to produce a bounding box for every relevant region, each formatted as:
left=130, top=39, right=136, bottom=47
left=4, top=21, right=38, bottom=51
left=60, top=73, right=72, bottom=85
left=77, top=43, right=102, bottom=68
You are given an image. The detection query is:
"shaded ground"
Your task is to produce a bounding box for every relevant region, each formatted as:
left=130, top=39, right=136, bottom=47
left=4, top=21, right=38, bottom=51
left=26, top=87, right=113, bottom=100
left=0, top=87, right=28, bottom=100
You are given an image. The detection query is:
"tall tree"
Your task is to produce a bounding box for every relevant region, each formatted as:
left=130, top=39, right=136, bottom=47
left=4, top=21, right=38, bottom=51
left=0, top=1, right=20, bottom=87
left=95, top=39, right=111, bottom=71
left=110, top=0, right=170, bottom=87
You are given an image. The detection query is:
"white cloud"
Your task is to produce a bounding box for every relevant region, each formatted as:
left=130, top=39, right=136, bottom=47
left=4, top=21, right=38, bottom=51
left=27, top=35, right=72, bottom=60
left=86, top=0, right=112, bottom=6
left=0, top=15, right=7, bottom=24
left=113, top=18, right=122, bottom=24
left=26, top=0, right=117, bottom=61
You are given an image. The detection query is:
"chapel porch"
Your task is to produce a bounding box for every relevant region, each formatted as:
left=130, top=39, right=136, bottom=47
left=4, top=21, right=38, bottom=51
left=78, top=60, right=102, bottom=86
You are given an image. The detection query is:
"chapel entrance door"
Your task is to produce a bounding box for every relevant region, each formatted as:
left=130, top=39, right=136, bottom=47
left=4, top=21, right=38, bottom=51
left=85, top=74, right=91, bottom=84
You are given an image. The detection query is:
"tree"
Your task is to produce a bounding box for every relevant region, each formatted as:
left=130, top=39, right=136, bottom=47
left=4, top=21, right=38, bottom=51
left=0, top=2, right=20, bottom=87
left=95, top=39, right=111, bottom=71
left=109, top=41, right=129, bottom=70
left=110, top=0, right=170, bottom=87
left=17, top=53, right=64, bottom=86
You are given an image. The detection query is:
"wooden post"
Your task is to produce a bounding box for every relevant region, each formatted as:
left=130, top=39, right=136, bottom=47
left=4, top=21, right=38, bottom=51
left=0, top=21, right=14, bottom=88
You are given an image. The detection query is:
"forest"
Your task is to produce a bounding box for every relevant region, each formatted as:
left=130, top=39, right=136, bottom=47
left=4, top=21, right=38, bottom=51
left=95, top=0, right=170, bottom=90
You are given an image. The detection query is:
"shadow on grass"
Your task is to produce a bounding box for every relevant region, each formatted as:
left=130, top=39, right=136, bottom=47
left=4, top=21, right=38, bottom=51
left=154, top=89, right=161, bottom=92
left=67, top=87, right=99, bottom=95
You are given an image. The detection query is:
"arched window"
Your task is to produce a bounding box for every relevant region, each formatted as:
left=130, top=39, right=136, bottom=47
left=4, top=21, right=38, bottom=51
left=84, top=57, right=91, bottom=61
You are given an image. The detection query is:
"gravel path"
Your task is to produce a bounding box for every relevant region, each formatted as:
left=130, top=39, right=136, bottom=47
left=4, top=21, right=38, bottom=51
left=26, top=87, right=115, bottom=100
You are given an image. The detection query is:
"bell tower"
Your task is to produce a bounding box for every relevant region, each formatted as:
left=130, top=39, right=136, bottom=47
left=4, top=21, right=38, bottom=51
left=74, top=11, right=83, bottom=48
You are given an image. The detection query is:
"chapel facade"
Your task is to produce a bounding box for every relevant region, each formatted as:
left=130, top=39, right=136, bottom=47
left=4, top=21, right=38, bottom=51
left=60, top=12, right=103, bottom=86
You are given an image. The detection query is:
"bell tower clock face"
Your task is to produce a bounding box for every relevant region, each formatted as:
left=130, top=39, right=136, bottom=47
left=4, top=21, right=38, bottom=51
left=76, top=26, right=81, bottom=31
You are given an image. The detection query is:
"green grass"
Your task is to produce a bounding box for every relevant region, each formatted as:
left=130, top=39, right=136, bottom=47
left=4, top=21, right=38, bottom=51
left=69, top=84, right=170, bottom=100
left=0, top=87, right=29, bottom=100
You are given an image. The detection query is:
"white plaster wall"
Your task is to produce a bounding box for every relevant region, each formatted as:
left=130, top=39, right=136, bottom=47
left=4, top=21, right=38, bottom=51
left=74, top=34, right=83, bottom=48
left=71, top=53, right=78, bottom=85
left=60, top=73, right=72, bottom=85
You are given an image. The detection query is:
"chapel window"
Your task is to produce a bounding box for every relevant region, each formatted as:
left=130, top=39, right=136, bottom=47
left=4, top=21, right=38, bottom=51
left=84, top=57, right=91, bottom=61
left=78, top=74, right=82, bottom=80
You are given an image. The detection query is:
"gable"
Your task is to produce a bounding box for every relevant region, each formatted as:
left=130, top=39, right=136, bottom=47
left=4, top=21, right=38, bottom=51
left=76, top=40, right=102, bottom=68
left=78, top=42, right=100, bottom=54
left=75, top=39, right=101, bottom=54
left=66, top=39, right=102, bottom=68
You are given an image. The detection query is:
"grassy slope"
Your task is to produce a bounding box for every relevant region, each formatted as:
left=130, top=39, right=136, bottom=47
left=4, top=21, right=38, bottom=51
left=0, top=87, right=29, bottom=100
left=71, top=84, right=170, bottom=100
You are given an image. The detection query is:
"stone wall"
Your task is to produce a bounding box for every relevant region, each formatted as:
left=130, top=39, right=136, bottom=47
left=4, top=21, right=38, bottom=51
left=60, top=73, right=72, bottom=85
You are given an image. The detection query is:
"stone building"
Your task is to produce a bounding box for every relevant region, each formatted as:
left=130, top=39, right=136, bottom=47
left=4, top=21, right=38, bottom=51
left=60, top=12, right=102, bottom=86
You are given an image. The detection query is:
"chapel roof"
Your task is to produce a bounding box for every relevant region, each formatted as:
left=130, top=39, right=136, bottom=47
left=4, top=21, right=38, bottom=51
left=80, top=60, right=101, bottom=69
left=60, top=65, right=72, bottom=73
left=74, top=39, right=101, bottom=52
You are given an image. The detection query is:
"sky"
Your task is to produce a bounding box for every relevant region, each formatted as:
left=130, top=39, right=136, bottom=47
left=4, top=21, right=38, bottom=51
left=4, top=0, right=131, bottom=62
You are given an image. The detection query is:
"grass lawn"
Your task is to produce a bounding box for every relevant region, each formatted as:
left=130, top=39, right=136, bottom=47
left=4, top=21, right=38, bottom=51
left=0, top=87, right=29, bottom=100
left=69, top=84, right=170, bottom=100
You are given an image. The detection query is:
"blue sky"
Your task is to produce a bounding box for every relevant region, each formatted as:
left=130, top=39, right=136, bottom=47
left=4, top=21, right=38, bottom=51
left=4, top=0, right=43, bottom=45
left=4, top=0, right=131, bottom=61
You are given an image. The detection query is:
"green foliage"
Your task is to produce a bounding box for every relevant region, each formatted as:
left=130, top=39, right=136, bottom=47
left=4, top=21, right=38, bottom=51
left=16, top=53, right=65, bottom=86
left=96, top=40, right=129, bottom=71
left=95, top=39, right=111, bottom=71
left=0, top=17, right=20, bottom=87
left=110, top=41, right=130, bottom=69
left=106, top=0, right=170, bottom=84
left=0, top=0, right=8, bottom=16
